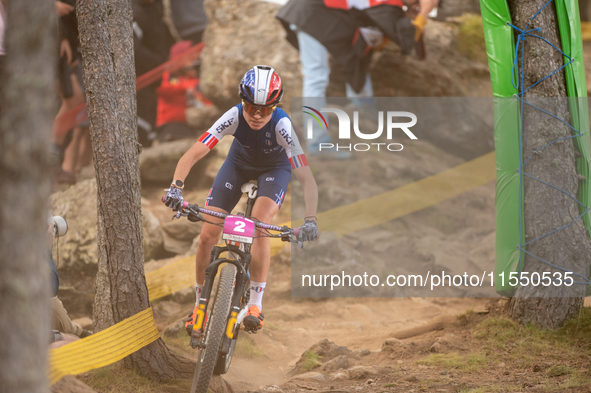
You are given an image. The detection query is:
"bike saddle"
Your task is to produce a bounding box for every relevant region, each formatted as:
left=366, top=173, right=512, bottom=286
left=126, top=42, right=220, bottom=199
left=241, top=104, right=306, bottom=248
left=240, top=182, right=258, bottom=199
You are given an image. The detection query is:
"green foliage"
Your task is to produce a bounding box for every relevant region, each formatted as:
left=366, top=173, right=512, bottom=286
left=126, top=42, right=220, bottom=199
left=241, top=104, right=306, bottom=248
left=301, top=350, right=322, bottom=371
left=82, top=365, right=191, bottom=393
left=417, top=353, right=487, bottom=373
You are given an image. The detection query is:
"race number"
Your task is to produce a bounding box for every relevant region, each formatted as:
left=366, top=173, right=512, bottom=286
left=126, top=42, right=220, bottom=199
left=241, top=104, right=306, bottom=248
left=222, top=216, right=255, bottom=244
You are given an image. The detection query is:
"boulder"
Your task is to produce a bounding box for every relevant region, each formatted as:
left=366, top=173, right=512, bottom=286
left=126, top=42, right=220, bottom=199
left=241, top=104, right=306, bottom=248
left=200, top=0, right=301, bottom=110
left=51, top=179, right=166, bottom=268
left=347, top=366, right=378, bottom=380
left=186, top=105, right=224, bottom=132
left=51, top=179, right=166, bottom=315
left=322, top=355, right=349, bottom=372
left=289, top=339, right=351, bottom=376
left=139, top=137, right=233, bottom=188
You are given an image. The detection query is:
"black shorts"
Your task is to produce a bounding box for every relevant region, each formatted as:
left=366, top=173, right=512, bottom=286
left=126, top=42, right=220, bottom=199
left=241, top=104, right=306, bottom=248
left=205, top=159, right=291, bottom=212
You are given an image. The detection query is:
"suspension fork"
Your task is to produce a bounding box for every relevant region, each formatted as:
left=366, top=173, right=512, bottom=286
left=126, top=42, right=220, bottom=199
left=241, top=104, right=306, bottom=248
left=190, top=246, right=251, bottom=346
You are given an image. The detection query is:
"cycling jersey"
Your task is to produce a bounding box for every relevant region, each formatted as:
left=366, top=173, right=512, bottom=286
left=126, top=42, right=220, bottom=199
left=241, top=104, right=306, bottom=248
left=198, top=104, right=307, bottom=170
left=198, top=104, right=308, bottom=212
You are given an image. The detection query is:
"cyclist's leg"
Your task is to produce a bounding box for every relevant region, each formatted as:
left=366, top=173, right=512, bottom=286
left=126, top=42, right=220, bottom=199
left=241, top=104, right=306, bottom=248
left=187, top=160, right=245, bottom=333
left=195, top=160, right=246, bottom=285
left=242, top=168, right=290, bottom=330
left=250, top=167, right=290, bottom=284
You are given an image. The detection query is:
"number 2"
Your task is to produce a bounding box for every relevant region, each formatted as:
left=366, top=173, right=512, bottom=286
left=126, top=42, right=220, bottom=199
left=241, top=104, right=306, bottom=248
left=234, top=221, right=246, bottom=233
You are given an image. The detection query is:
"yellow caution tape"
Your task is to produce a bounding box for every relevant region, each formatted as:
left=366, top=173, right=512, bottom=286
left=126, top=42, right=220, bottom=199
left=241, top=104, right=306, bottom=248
left=146, top=256, right=195, bottom=300
left=48, top=307, right=160, bottom=384
left=316, top=151, right=496, bottom=236
left=581, top=22, right=591, bottom=41
left=146, top=151, right=496, bottom=300
left=49, top=152, right=496, bottom=384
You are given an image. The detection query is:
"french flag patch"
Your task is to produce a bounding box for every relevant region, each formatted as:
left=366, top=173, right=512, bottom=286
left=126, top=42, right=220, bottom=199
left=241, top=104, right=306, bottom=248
left=289, top=154, right=308, bottom=169
left=198, top=132, right=218, bottom=149
left=275, top=189, right=285, bottom=207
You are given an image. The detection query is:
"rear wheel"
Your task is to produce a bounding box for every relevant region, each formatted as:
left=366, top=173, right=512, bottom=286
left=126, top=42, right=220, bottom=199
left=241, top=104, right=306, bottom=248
left=190, top=264, right=236, bottom=393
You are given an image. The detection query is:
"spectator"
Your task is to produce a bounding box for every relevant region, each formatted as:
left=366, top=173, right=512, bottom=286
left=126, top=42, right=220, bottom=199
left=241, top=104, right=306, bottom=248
left=155, top=40, right=211, bottom=142
left=276, top=0, right=437, bottom=155
left=133, top=0, right=176, bottom=146
left=46, top=217, right=91, bottom=345
left=52, top=0, right=92, bottom=185
left=164, top=0, right=208, bottom=44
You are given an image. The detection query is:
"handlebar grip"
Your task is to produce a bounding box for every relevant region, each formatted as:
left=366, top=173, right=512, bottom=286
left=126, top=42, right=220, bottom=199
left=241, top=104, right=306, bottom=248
left=161, top=196, right=190, bottom=209
left=293, top=227, right=300, bottom=237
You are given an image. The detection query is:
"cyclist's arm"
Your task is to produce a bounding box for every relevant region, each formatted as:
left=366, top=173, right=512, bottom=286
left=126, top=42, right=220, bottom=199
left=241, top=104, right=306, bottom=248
left=171, top=106, right=239, bottom=183
left=172, top=142, right=210, bottom=183
left=275, top=117, right=318, bottom=220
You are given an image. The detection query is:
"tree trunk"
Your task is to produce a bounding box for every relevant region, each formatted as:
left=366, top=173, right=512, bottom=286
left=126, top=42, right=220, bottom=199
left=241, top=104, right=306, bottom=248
left=76, top=0, right=193, bottom=380
left=508, top=0, right=591, bottom=328
left=0, top=0, right=56, bottom=392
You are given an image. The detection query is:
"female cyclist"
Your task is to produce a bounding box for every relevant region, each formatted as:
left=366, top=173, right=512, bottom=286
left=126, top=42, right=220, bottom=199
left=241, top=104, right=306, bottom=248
left=164, top=65, right=319, bottom=333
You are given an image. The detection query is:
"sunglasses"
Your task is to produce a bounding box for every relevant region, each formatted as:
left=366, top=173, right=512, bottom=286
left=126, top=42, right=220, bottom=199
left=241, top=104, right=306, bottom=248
left=242, top=100, right=276, bottom=117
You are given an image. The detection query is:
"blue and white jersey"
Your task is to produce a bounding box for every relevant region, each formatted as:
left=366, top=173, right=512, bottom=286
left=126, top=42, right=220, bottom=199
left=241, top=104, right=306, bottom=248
left=198, top=104, right=307, bottom=169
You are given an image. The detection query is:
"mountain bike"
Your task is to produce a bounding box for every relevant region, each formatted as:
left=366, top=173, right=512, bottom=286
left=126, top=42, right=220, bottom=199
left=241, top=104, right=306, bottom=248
left=164, top=183, right=300, bottom=393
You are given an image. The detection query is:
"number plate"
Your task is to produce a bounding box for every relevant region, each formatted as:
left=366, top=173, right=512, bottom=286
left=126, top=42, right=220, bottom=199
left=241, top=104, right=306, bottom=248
left=222, top=216, right=255, bottom=244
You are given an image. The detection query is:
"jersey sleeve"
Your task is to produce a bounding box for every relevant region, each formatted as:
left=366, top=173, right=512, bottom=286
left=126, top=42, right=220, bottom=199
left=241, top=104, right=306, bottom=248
left=275, top=117, right=308, bottom=169
left=197, top=106, right=240, bottom=149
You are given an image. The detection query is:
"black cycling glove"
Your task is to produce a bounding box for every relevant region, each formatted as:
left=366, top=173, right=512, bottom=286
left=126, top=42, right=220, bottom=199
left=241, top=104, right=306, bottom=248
left=164, top=187, right=184, bottom=216
left=298, top=219, right=318, bottom=248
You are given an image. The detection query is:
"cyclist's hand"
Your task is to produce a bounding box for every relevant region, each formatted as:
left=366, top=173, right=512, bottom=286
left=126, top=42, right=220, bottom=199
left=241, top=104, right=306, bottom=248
left=164, top=187, right=184, bottom=217
left=298, top=220, right=318, bottom=248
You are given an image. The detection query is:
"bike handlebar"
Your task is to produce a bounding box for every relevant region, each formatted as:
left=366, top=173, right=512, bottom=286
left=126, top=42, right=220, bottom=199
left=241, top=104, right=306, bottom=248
left=162, top=197, right=300, bottom=237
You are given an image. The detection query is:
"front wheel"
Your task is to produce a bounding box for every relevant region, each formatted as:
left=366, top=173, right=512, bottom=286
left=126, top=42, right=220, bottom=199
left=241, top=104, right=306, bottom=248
left=190, top=264, right=236, bottom=393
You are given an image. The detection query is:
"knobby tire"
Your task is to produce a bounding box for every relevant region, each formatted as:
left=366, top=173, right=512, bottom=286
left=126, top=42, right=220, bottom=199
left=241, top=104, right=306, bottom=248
left=190, top=264, right=236, bottom=393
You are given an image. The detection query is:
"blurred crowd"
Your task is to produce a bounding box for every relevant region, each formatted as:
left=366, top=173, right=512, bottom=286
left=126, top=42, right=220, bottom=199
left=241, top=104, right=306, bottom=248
left=51, top=0, right=209, bottom=185
left=0, top=0, right=572, bottom=184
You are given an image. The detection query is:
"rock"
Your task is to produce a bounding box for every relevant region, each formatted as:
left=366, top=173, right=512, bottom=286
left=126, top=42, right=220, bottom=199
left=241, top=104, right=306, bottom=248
left=405, top=373, right=427, bottom=382
left=200, top=0, right=301, bottom=111
left=289, top=339, right=351, bottom=377
left=322, top=355, right=349, bottom=372
left=51, top=179, right=99, bottom=275
left=51, top=376, right=97, bottom=393
left=308, top=339, right=351, bottom=359
left=208, top=375, right=235, bottom=393
left=289, top=372, right=326, bottom=382
left=139, top=138, right=232, bottom=188
left=162, top=230, right=193, bottom=254
left=382, top=338, right=408, bottom=352
left=143, top=208, right=165, bottom=260
left=163, top=318, right=186, bottom=338
left=152, top=300, right=182, bottom=319
left=186, top=105, right=224, bottom=131
left=352, top=348, right=371, bottom=358
left=139, top=139, right=197, bottom=185
left=162, top=219, right=202, bottom=242
left=51, top=178, right=165, bottom=265
left=186, top=234, right=201, bottom=256
left=347, top=366, right=378, bottom=380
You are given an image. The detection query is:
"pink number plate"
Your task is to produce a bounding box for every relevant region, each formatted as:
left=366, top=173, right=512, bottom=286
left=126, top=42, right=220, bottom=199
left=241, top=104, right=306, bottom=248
left=222, top=216, right=256, bottom=244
